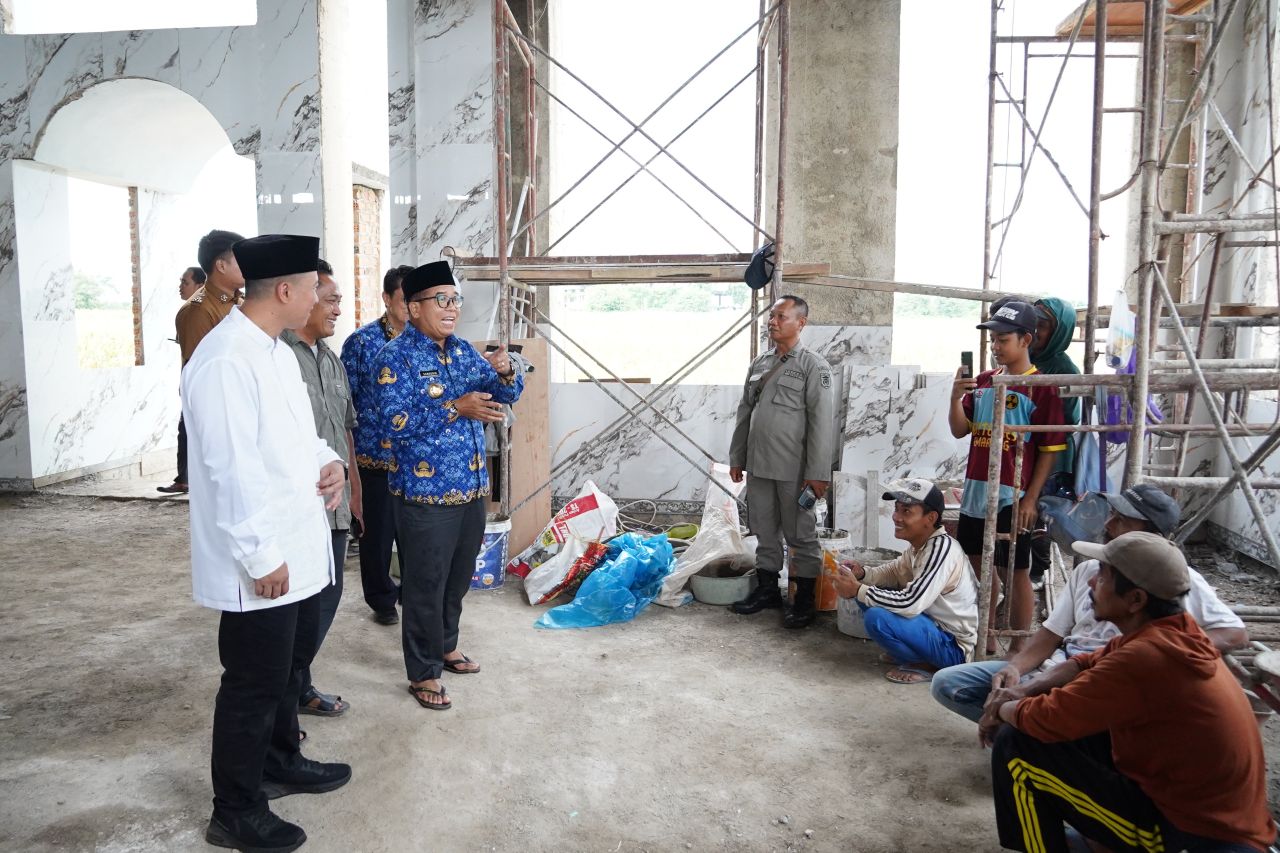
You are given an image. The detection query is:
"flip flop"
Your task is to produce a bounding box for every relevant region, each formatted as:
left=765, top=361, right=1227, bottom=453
left=885, top=667, right=933, bottom=685
left=298, top=688, right=350, bottom=717
left=408, top=683, right=451, bottom=711
left=443, top=654, right=480, bottom=675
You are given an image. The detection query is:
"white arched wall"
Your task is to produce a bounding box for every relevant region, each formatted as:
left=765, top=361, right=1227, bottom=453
left=13, top=78, right=256, bottom=484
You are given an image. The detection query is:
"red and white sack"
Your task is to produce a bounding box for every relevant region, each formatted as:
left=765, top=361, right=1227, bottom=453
left=507, top=480, right=619, bottom=605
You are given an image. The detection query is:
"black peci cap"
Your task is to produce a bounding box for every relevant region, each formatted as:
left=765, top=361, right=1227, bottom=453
left=403, top=261, right=457, bottom=301
left=232, top=235, right=320, bottom=280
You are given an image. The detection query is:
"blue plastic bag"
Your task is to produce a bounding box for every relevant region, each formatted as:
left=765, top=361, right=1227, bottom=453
left=534, top=533, right=675, bottom=629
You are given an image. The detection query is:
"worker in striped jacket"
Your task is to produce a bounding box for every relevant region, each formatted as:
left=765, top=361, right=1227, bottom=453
left=831, top=478, right=978, bottom=685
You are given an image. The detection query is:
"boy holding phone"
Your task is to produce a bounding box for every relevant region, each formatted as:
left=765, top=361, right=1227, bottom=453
left=949, top=300, right=1066, bottom=652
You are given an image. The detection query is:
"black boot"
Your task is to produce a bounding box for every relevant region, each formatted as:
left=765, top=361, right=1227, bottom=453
left=731, top=570, right=784, bottom=614
left=205, top=808, right=306, bottom=853
left=783, top=577, right=817, bottom=629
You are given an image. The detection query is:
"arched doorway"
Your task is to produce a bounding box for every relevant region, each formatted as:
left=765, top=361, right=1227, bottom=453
left=13, top=78, right=256, bottom=483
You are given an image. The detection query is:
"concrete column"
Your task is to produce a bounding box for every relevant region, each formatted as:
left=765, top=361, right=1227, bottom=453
left=765, top=0, right=900, bottom=328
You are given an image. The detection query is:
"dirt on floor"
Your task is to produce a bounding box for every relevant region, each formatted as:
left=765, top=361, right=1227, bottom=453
left=0, top=493, right=1277, bottom=853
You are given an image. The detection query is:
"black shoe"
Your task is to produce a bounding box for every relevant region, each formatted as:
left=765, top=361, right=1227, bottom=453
left=373, top=609, right=399, bottom=626
left=205, top=810, right=306, bottom=853
left=783, top=577, right=816, bottom=629
left=261, top=758, right=352, bottom=800
left=731, top=571, right=784, bottom=614
left=156, top=481, right=188, bottom=494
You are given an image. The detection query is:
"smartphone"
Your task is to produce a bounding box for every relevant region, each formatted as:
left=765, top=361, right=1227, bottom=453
left=960, top=350, right=974, bottom=379
left=797, top=484, right=817, bottom=510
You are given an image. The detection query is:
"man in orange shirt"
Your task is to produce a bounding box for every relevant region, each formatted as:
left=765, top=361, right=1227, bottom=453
left=158, top=231, right=245, bottom=495
left=984, top=532, right=1275, bottom=853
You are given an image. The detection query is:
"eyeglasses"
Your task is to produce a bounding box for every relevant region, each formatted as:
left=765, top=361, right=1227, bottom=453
left=414, top=294, right=465, bottom=308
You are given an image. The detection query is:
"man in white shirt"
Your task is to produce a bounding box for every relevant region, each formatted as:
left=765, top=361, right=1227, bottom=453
left=183, top=234, right=351, bottom=853
left=931, top=483, right=1247, bottom=723
left=831, top=478, right=979, bottom=685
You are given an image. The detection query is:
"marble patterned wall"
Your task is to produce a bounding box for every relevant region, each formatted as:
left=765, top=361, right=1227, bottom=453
left=0, top=0, right=328, bottom=484
left=547, top=324, right=969, bottom=533
left=389, top=0, right=501, bottom=339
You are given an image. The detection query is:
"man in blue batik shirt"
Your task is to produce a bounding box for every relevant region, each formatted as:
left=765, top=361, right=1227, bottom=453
left=372, top=260, right=523, bottom=712
left=340, top=264, right=413, bottom=626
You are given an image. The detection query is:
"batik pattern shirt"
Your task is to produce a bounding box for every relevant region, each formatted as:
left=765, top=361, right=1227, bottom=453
left=372, top=325, right=523, bottom=505
left=340, top=315, right=400, bottom=471
left=960, top=366, right=1067, bottom=517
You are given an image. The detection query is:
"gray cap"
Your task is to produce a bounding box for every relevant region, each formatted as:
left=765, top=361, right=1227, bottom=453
left=1105, top=484, right=1181, bottom=536
left=1072, top=531, right=1191, bottom=600
left=882, top=477, right=946, bottom=518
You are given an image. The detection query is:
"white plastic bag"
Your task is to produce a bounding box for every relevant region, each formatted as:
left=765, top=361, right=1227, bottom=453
left=656, top=464, right=754, bottom=607
left=508, top=480, right=619, bottom=605
left=1105, top=288, right=1136, bottom=369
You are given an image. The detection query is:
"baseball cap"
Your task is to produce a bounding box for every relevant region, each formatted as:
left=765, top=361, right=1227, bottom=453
left=1072, top=531, right=1191, bottom=599
left=977, top=299, right=1037, bottom=335
left=882, top=478, right=945, bottom=518
left=1104, top=484, right=1181, bottom=536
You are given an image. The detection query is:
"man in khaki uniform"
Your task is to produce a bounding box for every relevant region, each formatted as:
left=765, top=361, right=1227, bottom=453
left=158, top=230, right=245, bottom=495
left=282, top=258, right=358, bottom=721
left=729, top=294, right=836, bottom=628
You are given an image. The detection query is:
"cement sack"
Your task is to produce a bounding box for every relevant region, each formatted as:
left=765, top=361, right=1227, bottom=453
left=655, top=464, right=755, bottom=607
left=507, top=480, right=619, bottom=605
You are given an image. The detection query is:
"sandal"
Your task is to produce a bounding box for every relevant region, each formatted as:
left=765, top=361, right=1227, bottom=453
left=443, top=654, right=480, bottom=675
left=298, top=688, right=350, bottom=717
left=408, top=683, right=451, bottom=711
left=885, top=667, right=933, bottom=685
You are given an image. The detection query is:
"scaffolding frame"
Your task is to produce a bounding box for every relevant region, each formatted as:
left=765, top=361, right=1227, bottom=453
left=465, top=0, right=805, bottom=517
left=465, top=1, right=1278, bottom=648
left=973, top=0, right=1280, bottom=660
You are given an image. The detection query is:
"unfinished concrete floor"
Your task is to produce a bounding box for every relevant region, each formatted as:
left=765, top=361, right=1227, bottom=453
left=0, top=493, right=1276, bottom=853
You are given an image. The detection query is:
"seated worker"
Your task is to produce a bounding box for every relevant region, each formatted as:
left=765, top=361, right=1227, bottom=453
left=931, top=483, right=1246, bottom=722
left=985, top=532, right=1275, bottom=853
left=831, top=478, right=978, bottom=685
left=950, top=300, right=1067, bottom=652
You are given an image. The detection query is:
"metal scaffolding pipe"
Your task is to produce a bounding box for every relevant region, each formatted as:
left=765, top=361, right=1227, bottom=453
left=1152, top=265, right=1280, bottom=568
left=1126, top=0, right=1166, bottom=488
left=1086, top=0, right=1107, bottom=375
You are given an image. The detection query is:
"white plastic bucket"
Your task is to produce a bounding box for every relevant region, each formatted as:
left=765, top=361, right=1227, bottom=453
left=472, top=514, right=511, bottom=590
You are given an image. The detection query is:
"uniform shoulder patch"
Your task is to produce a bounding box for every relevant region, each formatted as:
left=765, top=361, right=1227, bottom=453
left=821, top=372, right=832, bottom=388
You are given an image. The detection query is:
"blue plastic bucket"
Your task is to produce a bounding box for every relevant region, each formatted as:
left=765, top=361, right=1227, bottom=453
left=472, top=514, right=511, bottom=590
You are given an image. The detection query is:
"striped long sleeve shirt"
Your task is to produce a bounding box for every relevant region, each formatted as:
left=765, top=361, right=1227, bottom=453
left=855, top=528, right=979, bottom=660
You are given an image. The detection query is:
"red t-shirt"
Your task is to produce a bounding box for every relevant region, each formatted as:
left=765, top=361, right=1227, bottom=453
left=960, top=367, right=1067, bottom=516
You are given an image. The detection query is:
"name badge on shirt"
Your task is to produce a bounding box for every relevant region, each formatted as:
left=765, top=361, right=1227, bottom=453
left=419, top=369, right=439, bottom=378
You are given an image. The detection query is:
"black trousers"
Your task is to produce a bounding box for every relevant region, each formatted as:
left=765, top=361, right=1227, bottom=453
left=175, top=415, right=188, bottom=485
left=357, top=468, right=401, bottom=614
left=392, top=497, right=485, bottom=682
left=992, top=725, right=1264, bottom=853
left=211, top=593, right=319, bottom=817
left=297, top=529, right=346, bottom=696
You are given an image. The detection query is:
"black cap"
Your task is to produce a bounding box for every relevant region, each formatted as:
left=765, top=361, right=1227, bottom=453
left=977, top=299, right=1037, bottom=335
left=744, top=243, right=775, bottom=290
left=403, top=261, right=456, bottom=301
left=232, top=235, right=320, bottom=280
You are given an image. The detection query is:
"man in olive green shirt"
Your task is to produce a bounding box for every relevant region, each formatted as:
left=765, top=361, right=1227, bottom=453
left=281, top=259, right=360, bottom=719
left=728, top=295, right=837, bottom=629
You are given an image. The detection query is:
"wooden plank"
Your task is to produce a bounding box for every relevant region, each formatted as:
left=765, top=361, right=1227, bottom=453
left=1218, top=304, right=1280, bottom=318
left=808, top=274, right=1023, bottom=302
left=475, top=337, right=551, bottom=557
left=461, top=261, right=829, bottom=284
left=1055, top=0, right=1210, bottom=37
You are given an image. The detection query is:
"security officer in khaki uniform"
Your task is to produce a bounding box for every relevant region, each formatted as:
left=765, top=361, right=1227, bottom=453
left=728, top=294, right=836, bottom=628
left=158, top=229, right=245, bottom=495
